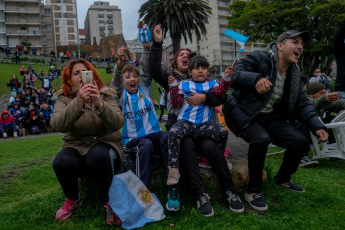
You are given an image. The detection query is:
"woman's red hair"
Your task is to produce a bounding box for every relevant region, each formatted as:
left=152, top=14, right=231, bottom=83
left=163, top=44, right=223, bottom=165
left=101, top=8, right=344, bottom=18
left=61, top=58, right=105, bottom=98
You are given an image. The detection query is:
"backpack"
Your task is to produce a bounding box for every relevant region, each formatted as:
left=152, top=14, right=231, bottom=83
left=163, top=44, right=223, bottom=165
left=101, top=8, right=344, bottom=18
left=31, top=126, right=40, bottom=134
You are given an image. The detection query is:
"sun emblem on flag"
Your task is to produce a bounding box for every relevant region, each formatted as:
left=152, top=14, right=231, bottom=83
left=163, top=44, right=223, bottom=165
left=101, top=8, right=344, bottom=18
left=139, top=93, right=145, bottom=99
left=136, top=186, right=155, bottom=206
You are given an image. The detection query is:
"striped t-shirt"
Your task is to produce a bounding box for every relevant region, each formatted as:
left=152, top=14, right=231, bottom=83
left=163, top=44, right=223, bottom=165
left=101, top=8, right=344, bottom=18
left=177, top=80, right=218, bottom=124
left=119, top=81, right=161, bottom=146
left=262, top=72, right=286, bottom=113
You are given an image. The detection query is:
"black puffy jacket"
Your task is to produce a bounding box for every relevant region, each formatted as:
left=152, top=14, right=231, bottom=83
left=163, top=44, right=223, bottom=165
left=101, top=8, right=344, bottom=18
left=223, top=42, right=325, bottom=136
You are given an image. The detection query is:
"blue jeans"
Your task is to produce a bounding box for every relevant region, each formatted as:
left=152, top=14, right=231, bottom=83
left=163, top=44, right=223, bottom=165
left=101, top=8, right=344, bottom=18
left=0, top=122, right=17, bottom=136
left=126, top=131, right=169, bottom=185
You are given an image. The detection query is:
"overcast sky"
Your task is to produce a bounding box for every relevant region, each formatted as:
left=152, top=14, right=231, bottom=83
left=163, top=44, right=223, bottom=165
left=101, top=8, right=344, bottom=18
left=77, top=0, right=147, bottom=40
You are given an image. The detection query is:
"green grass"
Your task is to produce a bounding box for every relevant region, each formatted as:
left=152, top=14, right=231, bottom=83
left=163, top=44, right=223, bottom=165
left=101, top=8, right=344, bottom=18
left=0, top=63, right=163, bottom=104
left=0, top=137, right=344, bottom=229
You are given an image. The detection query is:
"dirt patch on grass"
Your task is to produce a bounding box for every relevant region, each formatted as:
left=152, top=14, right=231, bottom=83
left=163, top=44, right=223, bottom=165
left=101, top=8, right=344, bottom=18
left=0, top=156, right=54, bottom=183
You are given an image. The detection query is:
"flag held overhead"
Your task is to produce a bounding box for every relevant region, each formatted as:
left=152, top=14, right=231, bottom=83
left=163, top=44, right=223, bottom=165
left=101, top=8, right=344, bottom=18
left=224, top=29, right=249, bottom=55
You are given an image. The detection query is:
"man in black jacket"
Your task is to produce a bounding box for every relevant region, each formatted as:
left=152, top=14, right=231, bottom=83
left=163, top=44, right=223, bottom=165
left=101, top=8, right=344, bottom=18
left=223, top=30, right=329, bottom=211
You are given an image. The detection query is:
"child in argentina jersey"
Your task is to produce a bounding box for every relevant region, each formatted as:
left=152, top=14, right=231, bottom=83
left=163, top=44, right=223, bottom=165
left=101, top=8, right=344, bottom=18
left=165, top=55, right=234, bottom=211
left=110, top=45, right=169, bottom=186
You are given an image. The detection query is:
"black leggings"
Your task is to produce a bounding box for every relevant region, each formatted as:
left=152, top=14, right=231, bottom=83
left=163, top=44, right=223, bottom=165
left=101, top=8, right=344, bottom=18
left=53, top=142, right=120, bottom=201
left=179, top=136, right=236, bottom=198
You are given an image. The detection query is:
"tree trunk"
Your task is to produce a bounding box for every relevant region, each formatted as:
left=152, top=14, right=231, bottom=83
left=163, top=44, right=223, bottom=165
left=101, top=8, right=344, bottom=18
left=170, top=33, right=181, bottom=56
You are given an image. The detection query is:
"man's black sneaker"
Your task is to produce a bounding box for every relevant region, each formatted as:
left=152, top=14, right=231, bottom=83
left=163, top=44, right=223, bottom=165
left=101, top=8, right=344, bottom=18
left=244, top=192, right=268, bottom=211
left=196, top=193, right=214, bottom=217
left=226, top=190, right=244, bottom=213
left=278, top=181, right=305, bottom=192
left=299, top=156, right=319, bottom=168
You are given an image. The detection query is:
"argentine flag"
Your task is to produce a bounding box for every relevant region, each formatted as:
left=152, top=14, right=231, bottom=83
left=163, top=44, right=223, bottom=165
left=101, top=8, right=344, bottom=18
left=109, top=171, right=165, bottom=229
left=224, top=29, right=249, bottom=55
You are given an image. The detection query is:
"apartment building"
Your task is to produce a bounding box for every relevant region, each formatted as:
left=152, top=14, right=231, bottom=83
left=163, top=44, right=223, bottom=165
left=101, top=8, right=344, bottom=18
left=3, top=0, right=55, bottom=55
left=46, top=0, right=78, bottom=46
left=84, top=1, right=122, bottom=46
left=0, top=0, right=5, bottom=46
left=185, top=0, right=266, bottom=76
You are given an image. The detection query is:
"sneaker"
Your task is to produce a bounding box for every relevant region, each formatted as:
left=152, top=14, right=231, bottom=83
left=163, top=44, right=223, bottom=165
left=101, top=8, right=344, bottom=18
left=226, top=190, right=244, bottom=213
left=166, top=185, right=180, bottom=211
left=197, top=155, right=212, bottom=168
left=278, top=181, right=305, bottom=192
left=2, top=132, right=7, bottom=138
left=196, top=193, right=214, bottom=217
left=299, top=156, right=319, bottom=168
left=166, top=166, right=180, bottom=185
left=56, top=196, right=82, bottom=220
left=13, top=132, right=18, bottom=137
left=106, top=202, right=122, bottom=226
left=244, top=192, right=268, bottom=211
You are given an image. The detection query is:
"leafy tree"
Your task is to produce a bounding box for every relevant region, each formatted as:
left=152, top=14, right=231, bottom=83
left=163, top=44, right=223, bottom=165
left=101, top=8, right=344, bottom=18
left=139, top=0, right=212, bottom=55
left=228, top=0, right=345, bottom=78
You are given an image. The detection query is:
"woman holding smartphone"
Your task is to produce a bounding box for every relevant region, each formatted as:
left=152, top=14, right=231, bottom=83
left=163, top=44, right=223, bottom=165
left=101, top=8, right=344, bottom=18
left=50, top=59, right=125, bottom=223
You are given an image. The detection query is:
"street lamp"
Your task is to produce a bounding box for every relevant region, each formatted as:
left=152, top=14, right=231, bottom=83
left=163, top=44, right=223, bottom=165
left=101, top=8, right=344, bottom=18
left=102, top=20, right=109, bottom=62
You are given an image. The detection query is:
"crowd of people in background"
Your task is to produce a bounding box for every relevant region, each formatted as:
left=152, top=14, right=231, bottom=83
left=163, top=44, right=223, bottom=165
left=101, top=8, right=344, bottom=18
left=1, top=65, right=59, bottom=138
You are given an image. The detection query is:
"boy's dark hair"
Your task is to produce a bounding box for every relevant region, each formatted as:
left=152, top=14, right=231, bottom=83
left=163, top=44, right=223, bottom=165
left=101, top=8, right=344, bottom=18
left=122, top=64, right=140, bottom=76
left=188, top=54, right=210, bottom=70
left=41, top=101, right=47, bottom=105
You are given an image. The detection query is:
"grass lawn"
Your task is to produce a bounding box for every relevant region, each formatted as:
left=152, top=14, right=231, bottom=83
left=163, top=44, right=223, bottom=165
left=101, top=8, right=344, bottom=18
left=0, top=136, right=344, bottom=229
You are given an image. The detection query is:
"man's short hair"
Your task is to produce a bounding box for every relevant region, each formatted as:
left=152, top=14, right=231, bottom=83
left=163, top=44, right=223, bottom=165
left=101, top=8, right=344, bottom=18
left=122, top=64, right=139, bottom=76
left=277, top=30, right=311, bottom=43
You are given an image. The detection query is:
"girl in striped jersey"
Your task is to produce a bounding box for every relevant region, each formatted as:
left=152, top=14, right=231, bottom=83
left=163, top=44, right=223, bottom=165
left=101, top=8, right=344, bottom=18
left=166, top=55, right=243, bottom=214
left=110, top=46, right=169, bottom=186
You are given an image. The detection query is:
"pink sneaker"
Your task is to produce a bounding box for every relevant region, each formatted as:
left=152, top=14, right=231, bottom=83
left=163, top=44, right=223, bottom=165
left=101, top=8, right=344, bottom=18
left=56, top=197, right=82, bottom=220
left=197, top=155, right=212, bottom=168
left=106, top=202, right=122, bottom=226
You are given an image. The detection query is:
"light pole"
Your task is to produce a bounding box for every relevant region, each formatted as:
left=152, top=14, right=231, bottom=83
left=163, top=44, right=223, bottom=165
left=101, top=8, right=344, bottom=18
left=74, top=0, right=80, bottom=58
left=102, top=20, right=109, bottom=62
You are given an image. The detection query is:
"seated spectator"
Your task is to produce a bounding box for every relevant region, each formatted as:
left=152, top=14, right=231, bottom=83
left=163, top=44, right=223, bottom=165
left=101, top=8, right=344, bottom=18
left=50, top=58, right=124, bottom=222
left=39, top=69, right=45, bottom=77
left=26, top=65, right=35, bottom=74
left=48, top=88, right=57, bottom=110
left=106, top=65, right=112, bottom=74
left=33, top=87, right=48, bottom=107
left=37, top=73, right=54, bottom=90
left=49, top=66, right=56, bottom=77
left=10, top=102, right=25, bottom=136
left=19, top=65, right=26, bottom=76
left=8, top=91, right=16, bottom=110
left=19, top=90, right=29, bottom=108
left=7, top=74, right=21, bottom=92
left=110, top=46, right=169, bottom=187
left=309, top=68, right=332, bottom=89
left=56, top=67, right=61, bottom=77
left=39, top=102, right=53, bottom=133
left=25, top=102, right=40, bottom=134
left=0, top=110, right=17, bottom=138
left=298, top=82, right=345, bottom=166
left=27, top=71, right=36, bottom=86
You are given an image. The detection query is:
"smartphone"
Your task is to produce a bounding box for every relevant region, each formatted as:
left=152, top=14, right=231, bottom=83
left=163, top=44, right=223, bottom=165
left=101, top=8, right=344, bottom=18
left=81, top=71, right=94, bottom=85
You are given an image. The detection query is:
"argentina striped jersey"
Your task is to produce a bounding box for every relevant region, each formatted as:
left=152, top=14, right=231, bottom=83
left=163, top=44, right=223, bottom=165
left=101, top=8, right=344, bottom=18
left=119, top=82, right=161, bottom=146
left=177, top=80, right=218, bottom=124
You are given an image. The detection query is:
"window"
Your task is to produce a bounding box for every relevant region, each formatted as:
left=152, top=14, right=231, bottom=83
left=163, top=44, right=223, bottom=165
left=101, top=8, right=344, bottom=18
left=21, top=26, right=26, bottom=30
left=108, top=30, right=113, bottom=35
left=20, top=4, right=24, bottom=8
left=58, top=13, right=62, bottom=18
left=58, top=6, right=61, bottom=11
left=218, top=10, right=228, bottom=15
left=44, top=8, right=51, bottom=15
left=63, top=13, right=67, bottom=18
left=20, top=16, right=26, bottom=19
left=45, top=24, right=52, bottom=31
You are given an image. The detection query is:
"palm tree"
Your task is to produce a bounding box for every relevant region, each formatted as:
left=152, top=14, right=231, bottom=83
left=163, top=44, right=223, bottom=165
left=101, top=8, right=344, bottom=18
left=139, top=0, right=212, bottom=55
